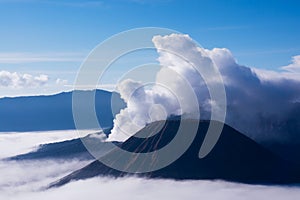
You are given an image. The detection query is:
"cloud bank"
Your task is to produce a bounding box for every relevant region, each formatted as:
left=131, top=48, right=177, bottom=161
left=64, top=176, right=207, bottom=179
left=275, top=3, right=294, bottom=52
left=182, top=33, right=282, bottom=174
left=109, top=34, right=300, bottom=145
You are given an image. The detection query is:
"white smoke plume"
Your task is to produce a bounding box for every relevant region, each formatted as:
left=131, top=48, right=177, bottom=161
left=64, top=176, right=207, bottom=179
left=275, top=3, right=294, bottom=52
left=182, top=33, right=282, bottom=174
left=108, top=34, right=300, bottom=144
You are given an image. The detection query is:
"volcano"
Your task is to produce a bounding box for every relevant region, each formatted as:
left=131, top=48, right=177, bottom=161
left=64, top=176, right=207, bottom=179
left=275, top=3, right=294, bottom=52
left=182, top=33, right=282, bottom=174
left=50, top=119, right=300, bottom=188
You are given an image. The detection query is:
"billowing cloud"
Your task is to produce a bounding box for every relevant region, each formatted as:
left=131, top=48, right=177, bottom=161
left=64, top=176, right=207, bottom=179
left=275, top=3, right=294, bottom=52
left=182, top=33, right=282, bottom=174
left=108, top=34, right=300, bottom=145
left=108, top=79, right=175, bottom=141
left=0, top=71, right=48, bottom=88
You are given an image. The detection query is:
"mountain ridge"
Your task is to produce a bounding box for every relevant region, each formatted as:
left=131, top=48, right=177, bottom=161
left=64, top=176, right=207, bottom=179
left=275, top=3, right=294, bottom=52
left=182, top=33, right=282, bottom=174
left=0, top=89, right=125, bottom=132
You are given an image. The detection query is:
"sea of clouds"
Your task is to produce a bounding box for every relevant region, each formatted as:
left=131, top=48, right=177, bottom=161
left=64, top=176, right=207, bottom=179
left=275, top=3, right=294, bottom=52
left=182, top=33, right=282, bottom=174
left=0, top=130, right=92, bottom=198
left=1, top=130, right=300, bottom=200
left=4, top=176, right=300, bottom=200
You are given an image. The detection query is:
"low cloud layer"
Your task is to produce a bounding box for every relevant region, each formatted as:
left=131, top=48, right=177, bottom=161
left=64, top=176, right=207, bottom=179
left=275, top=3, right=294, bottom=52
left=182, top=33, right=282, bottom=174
left=1, top=176, right=300, bottom=200
left=0, top=159, right=90, bottom=195
left=0, top=71, right=48, bottom=88
left=109, top=34, right=300, bottom=144
left=0, top=131, right=92, bottom=197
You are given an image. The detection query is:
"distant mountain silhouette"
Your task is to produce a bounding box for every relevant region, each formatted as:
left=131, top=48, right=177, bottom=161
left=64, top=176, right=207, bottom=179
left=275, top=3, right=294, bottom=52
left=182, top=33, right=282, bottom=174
left=0, top=90, right=125, bottom=132
left=50, top=119, right=300, bottom=188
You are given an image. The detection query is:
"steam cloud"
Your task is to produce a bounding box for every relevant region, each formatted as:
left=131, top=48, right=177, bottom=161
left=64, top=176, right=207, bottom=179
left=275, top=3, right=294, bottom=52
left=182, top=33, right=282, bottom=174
left=109, top=34, right=300, bottom=144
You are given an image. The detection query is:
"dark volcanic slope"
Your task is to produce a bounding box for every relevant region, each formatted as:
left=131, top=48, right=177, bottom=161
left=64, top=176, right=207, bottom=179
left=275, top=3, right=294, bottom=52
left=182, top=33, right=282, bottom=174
left=51, top=120, right=300, bottom=187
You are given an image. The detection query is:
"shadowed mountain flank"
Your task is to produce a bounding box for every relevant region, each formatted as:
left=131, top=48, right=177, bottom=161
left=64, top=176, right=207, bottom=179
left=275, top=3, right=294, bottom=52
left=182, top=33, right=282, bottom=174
left=50, top=120, right=300, bottom=188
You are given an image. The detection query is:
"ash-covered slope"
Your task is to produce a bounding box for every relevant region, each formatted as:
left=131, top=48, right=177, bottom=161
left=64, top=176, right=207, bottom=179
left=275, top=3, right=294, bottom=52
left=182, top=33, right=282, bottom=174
left=51, top=119, right=300, bottom=187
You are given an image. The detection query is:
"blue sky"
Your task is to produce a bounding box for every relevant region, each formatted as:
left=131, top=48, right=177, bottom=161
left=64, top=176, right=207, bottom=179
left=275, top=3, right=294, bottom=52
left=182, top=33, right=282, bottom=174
left=0, top=0, right=300, bottom=96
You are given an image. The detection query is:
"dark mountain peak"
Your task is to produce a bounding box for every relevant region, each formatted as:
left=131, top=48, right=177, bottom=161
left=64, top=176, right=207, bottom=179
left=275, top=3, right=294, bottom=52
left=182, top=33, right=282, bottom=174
left=50, top=119, right=300, bottom=188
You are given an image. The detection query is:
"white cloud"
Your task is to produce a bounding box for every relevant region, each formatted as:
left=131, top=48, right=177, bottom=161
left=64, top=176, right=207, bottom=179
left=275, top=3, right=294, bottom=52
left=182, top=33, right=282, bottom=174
left=281, top=55, right=300, bottom=73
left=0, top=71, right=49, bottom=88
left=109, top=34, right=214, bottom=141
left=252, top=55, right=300, bottom=82
left=55, top=78, right=68, bottom=85
left=252, top=67, right=300, bottom=82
